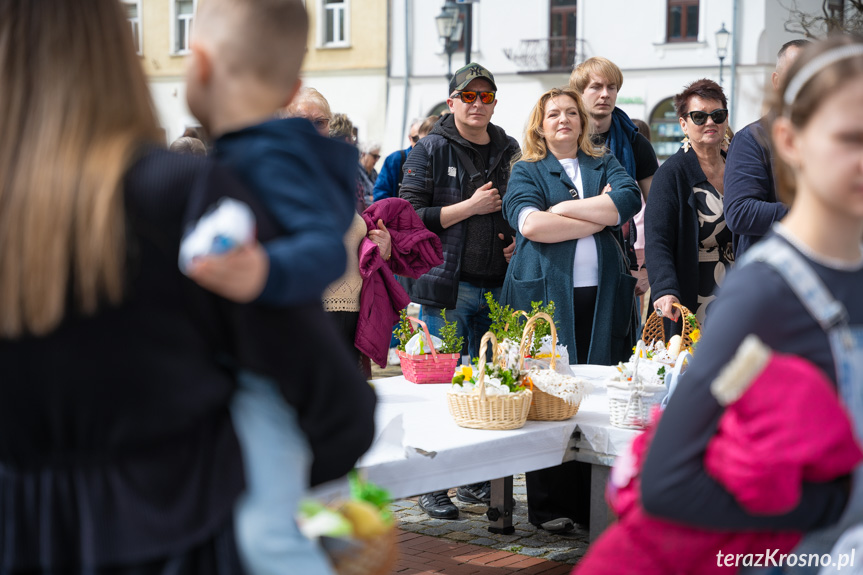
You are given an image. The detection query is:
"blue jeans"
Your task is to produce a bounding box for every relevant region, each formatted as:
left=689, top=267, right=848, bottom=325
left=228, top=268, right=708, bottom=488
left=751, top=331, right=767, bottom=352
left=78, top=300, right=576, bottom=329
left=231, top=372, right=334, bottom=575
left=422, top=283, right=500, bottom=359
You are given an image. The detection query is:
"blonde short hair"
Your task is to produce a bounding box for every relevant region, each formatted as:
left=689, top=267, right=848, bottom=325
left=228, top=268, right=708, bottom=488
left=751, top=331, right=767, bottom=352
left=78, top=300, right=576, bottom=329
left=570, top=57, right=624, bottom=94
left=285, top=87, right=332, bottom=120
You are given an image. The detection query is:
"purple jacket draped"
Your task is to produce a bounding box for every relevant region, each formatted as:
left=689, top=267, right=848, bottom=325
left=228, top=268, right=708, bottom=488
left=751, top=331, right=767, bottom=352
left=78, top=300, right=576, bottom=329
left=355, top=198, right=443, bottom=367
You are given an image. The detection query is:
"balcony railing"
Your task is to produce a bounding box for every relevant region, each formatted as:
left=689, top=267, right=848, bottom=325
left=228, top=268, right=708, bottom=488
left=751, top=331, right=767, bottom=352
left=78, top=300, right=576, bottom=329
left=503, top=37, right=585, bottom=72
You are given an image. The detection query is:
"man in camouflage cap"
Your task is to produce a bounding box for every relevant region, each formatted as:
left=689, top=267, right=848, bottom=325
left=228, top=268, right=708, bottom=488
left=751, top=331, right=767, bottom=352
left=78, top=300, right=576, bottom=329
left=400, top=63, right=520, bottom=519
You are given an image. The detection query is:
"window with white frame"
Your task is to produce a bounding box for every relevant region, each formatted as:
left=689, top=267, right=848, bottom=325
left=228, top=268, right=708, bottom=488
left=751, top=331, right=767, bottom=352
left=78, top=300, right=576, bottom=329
left=121, top=0, right=142, bottom=54
left=173, top=0, right=196, bottom=54
left=320, top=0, right=350, bottom=47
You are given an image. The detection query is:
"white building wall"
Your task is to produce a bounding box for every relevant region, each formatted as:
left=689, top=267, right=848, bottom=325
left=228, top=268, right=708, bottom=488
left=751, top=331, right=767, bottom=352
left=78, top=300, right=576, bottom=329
left=299, top=70, right=389, bottom=146
left=149, top=78, right=196, bottom=145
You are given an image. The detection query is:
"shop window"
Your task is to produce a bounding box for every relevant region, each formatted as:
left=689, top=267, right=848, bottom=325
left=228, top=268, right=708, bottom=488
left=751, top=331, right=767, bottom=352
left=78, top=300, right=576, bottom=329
left=649, top=97, right=685, bottom=162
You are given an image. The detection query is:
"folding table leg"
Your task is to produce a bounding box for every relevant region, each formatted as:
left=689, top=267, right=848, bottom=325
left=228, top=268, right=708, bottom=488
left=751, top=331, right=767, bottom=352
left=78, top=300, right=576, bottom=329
left=589, top=464, right=612, bottom=541
left=486, top=476, right=514, bottom=534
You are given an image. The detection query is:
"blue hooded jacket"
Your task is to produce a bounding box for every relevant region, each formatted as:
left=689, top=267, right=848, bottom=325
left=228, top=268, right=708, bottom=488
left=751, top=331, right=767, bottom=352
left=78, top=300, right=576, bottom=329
left=215, top=118, right=358, bottom=304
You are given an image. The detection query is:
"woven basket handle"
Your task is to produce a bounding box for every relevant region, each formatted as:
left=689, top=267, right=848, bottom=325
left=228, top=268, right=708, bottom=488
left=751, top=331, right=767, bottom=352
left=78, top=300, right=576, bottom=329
left=517, top=312, right=557, bottom=371
left=476, top=331, right=498, bottom=403
left=674, top=304, right=699, bottom=349
left=407, top=316, right=439, bottom=363
left=643, top=303, right=697, bottom=347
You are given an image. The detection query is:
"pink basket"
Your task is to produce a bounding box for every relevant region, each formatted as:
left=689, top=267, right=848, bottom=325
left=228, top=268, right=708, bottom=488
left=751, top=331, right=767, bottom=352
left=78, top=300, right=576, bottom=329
left=398, top=317, right=460, bottom=384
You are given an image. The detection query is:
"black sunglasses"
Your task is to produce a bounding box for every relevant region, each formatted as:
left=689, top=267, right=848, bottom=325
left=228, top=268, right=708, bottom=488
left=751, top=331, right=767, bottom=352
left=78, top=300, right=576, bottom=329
left=410, top=135, right=420, bottom=143
left=685, top=108, right=728, bottom=126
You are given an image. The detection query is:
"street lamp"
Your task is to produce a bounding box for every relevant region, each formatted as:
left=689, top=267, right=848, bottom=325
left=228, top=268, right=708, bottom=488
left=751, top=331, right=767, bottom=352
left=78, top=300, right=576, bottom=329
left=715, top=23, right=731, bottom=87
left=436, top=1, right=464, bottom=83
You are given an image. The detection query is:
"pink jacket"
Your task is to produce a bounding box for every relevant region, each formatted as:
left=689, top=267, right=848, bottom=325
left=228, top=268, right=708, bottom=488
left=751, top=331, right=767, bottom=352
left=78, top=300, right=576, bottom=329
left=354, top=198, right=442, bottom=367
left=575, top=344, right=862, bottom=575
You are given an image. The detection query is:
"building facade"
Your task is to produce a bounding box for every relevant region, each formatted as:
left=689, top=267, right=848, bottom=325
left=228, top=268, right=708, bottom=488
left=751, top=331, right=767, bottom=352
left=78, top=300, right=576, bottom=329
left=134, top=0, right=388, bottom=144
left=381, top=0, right=822, bottom=160
left=133, top=0, right=822, bottom=158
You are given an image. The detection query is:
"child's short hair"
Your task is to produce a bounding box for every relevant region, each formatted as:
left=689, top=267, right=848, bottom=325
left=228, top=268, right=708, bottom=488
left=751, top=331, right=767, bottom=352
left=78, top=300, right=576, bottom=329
left=195, top=0, right=308, bottom=89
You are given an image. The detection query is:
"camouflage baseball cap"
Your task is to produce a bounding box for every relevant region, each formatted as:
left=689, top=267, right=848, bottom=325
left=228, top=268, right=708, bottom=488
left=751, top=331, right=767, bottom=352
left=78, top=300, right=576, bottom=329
left=449, top=62, right=497, bottom=94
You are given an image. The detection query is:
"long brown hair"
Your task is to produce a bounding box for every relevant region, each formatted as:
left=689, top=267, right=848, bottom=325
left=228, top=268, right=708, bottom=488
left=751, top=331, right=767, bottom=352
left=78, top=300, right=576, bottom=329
left=0, top=0, right=162, bottom=337
left=518, top=87, right=600, bottom=164
left=769, top=34, right=863, bottom=205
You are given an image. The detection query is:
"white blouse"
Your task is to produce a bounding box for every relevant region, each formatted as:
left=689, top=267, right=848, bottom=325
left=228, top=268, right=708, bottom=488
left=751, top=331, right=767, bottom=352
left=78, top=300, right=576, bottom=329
left=517, top=157, right=599, bottom=287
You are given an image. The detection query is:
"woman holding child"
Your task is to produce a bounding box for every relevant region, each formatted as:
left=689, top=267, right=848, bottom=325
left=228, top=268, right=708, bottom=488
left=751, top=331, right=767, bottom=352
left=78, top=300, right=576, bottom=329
left=0, top=0, right=375, bottom=572
left=640, top=35, right=863, bottom=569
left=501, top=87, right=641, bottom=532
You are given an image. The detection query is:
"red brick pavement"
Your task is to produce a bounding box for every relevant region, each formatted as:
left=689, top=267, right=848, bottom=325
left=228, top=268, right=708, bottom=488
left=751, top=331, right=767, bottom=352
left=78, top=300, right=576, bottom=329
left=394, top=530, right=573, bottom=575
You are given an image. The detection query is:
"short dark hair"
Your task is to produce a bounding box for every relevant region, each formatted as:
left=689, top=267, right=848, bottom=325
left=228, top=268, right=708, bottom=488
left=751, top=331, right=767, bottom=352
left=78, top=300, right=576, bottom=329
left=778, top=39, right=811, bottom=60
left=673, top=78, right=727, bottom=118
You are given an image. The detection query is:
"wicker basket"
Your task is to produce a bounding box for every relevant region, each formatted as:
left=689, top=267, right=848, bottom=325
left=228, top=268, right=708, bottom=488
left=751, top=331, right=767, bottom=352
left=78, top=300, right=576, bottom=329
left=642, top=303, right=699, bottom=349
left=331, top=527, right=398, bottom=575
left=607, top=378, right=666, bottom=429
left=398, top=317, right=460, bottom=384
left=607, top=346, right=668, bottom=429
left=447, top=332, right=532, bottom=430
left=518, top=313, right=581, bottom=421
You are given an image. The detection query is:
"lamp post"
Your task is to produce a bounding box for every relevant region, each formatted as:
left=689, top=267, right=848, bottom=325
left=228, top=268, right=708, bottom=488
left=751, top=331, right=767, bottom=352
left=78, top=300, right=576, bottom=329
left=715, top=23, right=731, bottom=87
left=436, top=1, right=463, bottom=83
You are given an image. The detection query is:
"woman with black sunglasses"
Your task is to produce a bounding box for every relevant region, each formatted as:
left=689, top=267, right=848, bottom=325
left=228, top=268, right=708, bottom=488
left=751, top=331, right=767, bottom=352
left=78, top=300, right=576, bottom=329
left=645, top=78, right=733, bottom=331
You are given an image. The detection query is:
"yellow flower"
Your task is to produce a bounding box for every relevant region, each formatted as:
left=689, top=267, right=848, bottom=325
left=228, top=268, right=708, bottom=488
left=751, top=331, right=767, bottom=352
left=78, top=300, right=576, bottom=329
left=690, top=329, right=701, bottom=342
left=459, top=365, right=473, bottom=379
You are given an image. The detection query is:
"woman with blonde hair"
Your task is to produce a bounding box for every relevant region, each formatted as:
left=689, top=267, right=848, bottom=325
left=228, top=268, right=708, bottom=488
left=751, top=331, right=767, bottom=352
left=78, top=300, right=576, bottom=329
left=501, top=87, right=641, bottom=532
left=0, top=0, right=374, bottom=571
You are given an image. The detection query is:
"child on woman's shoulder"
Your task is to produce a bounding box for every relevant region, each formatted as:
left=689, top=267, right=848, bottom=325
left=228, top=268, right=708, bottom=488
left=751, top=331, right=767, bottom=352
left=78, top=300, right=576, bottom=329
left=183, top=1, right=364, bottom=574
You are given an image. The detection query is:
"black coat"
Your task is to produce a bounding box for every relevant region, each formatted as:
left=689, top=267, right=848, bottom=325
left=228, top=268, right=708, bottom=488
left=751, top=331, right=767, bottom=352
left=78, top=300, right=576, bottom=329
left=399, top=114, right=520, bottom=309
left=645, top=146, right=721, bottom=314
left=0, top=149, right=376, bottom=568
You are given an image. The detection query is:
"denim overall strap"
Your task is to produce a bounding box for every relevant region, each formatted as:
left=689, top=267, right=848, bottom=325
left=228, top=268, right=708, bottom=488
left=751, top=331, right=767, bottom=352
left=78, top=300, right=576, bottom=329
left=740, top=237, right=849, bottom=337
left=740, top=235, right=863, bottom=574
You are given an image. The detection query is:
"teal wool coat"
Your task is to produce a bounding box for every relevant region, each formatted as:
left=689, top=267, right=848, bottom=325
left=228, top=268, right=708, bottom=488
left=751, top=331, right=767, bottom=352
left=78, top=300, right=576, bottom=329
left=501, top=151, right=642, bottom=365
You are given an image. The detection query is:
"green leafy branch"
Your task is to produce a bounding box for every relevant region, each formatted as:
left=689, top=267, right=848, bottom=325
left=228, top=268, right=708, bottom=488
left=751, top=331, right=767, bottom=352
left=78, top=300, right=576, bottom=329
left=527, top=300, right=557, bottom=356
left=438, top=309, right=464, bottom=355
left=485, top=291, right=524, bottom=343
left=393, top=309, right=413, bottom=352
left=392, top=308, right=463, bottom=355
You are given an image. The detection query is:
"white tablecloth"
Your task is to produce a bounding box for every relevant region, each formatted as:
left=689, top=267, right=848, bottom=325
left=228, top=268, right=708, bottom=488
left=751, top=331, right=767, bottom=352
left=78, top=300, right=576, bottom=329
left=316, top=365, right=639, bottom=500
